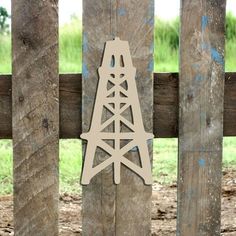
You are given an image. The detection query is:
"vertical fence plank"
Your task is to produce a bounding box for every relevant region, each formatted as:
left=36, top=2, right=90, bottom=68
left=82, top=0, right=154, bottom=235
left=12, top=1, right=59, bottom=235
left=82, top=2, right=116, bottom=234
left=115, top=1, right=154, bottom=235
left=178, top=1, right=226, bottom=235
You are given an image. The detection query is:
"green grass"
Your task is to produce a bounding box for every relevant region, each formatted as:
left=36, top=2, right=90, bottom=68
left=59, top=19, right=82, bottom=73
left=0, top=138, right=235, bottom=195
left=59, top=140, right=82, bottom=193
left=0, top=33, right=11, bottom=73
left=153, top=139, right=178, bottom=184
left=0, top=16, right=236, bottom=195
left=0, top=140, right=83, bottom=195
left=0, top=140, right=12, bottom=194
left=1, top=16, right=236, bottom=73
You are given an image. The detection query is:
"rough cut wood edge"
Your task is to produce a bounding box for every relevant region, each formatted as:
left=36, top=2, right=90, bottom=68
left=0, top=72, right=236, bottom=139
left=12, top=0, right=59, bottom=235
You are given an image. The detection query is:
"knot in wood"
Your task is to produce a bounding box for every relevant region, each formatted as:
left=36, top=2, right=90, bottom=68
left=18, top=96, right=24, bottom=102
left=206, top=116, right=211, bottom=127
left=187, top=93, right=193, bottom=102
left=42, top=118, right=49, bottom=129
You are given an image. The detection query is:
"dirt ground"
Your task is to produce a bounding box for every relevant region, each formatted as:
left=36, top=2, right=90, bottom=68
left=0, top=169, right=235, bottom=236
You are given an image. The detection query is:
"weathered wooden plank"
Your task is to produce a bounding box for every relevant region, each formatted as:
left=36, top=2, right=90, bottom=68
left=82, top=1, right=116, bottom=235
left=59, top=74, right=82, bottom=138
left=82, top=0, right=154, bottom=235
left=115, top=1, right=154, bottom=235
left=12, top=1, right=59, bottom=235
left=1, top=72, right=236, bottom=139
left=178, top=1, right=226, bottom=235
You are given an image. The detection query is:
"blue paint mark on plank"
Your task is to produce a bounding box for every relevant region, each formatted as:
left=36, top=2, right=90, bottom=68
left=145, top=17, right=154, bottom=26
left=201, top=42, right=210, bottom=50
left=195, top=74, right=204, bottom=82
left=192, top=63, right=200, bottom=70
left=201, top=16, right=208, bottom=31
left=211, top=48, right=224, bottom=65
left=198, top=158, right=205, bottom=167
left=118, top=7, right=126, bottom=16
left=82, top=63, right=89, bottom=79
left=150, top=42, right=154, bottom=52
left=83, top=34, right=88, bottom=53
left=148, top=59, right=154, bottom=72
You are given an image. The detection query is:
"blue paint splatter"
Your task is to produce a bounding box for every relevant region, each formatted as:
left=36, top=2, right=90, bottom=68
left=150, top=42, right=154, bottom=52
left=192, top=63, right=200, bottom=70
left=201, top=16, right=209, bottom=31
left=118, top=7, right=126, bottom=16
left=198, top=158, right=205, bottom=167
left=195, top=74, right=204, bottom=82
left=82, top=63, right=89, bottom=79
left=211, top=48, right=224, bottom=65
left=148, top=60, right=154, bottom=72
left=201, top=42, right=210, bottom=50
left=83, top=34, right=88, bottom=53
left=145, top=17, right=154, bottom=26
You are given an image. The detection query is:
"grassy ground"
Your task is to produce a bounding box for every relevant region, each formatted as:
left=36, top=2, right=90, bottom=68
left=0, top=17, right=236, bottom=194
left=0, top=138, right=236, bottom=194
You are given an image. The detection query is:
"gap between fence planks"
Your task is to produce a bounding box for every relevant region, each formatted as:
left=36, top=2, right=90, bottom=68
left=0, top=73, right=236, bottom=139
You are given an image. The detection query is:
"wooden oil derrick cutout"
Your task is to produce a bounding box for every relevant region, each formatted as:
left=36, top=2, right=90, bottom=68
left=81, top=37, right=153, bottom=185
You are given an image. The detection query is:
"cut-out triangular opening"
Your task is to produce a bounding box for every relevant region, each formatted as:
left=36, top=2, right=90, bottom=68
left=120, top=139, right=133, bottom=149
left=101, top=106, right=114, bottom=124
left=120, top=74, right=125, bottom=79
left=120, top=105, right=134, bottom=124
left=108, top=103, right=115, bottom=109
left=102, top=139, right=115, bottom=149
left=122, top=146, right=142, bottom=168
left=107, top=80, right=115, bottom=90
left=107, top=91, right=115, bottom=98
left=120, top=103, right=126, bottom=109
left=120, top=80, right=128, bottom=91
left=104, top=103, right=115, bottom=114
left=120, top=91, right=127, bottom=97
left=92, top=146, right=112, bottom=167
left=101, top=120, right=115, bottom=133
left=120, top=120, right=134, bottom=132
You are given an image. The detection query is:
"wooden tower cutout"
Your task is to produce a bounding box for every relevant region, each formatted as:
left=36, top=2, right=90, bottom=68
left=81, top=37, right=153, bottom=185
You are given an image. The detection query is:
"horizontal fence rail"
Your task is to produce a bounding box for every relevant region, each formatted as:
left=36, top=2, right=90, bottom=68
left=0, top=72, right=236, bottom=139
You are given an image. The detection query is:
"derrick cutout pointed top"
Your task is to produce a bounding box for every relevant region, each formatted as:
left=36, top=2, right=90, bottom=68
left=81, top=38, right=153, bottom=185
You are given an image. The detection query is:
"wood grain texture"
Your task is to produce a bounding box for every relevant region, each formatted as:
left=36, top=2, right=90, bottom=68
left=82, top=1, right=116, bottom=235
left=82, top=0, right=154, bottom=235
left=12, top=1, right=59, bottom=235
left=115, top=1, right=154, bottom=235
left=1, top=73, right=236, bottom=139
left=178, top=1, right=226, bottom=235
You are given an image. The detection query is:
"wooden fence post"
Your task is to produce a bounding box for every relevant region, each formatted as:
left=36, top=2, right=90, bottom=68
left=178, top=0, right=226, bottom=235
left=12, top=1, right=59, bottom=235
left=82, top=0, right=154, bottom=234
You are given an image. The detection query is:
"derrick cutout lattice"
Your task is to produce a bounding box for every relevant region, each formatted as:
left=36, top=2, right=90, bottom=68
left=81, top=37, right=153, bottom=185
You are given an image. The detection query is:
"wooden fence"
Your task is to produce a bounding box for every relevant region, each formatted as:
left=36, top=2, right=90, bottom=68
left=0, top=0, right=234, bottom=235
